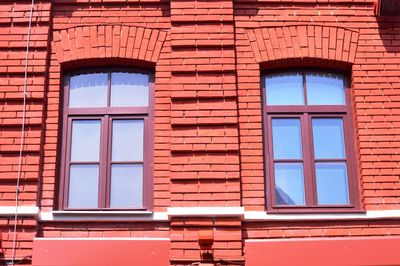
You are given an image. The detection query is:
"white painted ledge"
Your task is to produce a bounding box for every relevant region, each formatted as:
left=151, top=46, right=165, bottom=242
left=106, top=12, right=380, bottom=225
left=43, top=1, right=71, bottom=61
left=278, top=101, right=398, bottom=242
left=37, top=208, right=400, bottom=222
left=0, top=206, right=39, bottom=216
left=244, top=210, right=400, bottom=221
left=40, top=211, right=168, bottom=221
left=167, top=207, right=245, bottom=218
left=41, top=207, right=246, bottom=221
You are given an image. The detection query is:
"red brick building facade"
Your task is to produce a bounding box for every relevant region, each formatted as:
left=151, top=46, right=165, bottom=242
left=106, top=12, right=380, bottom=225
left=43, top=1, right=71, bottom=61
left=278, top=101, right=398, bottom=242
left=1, top=0, right=400, bottom=265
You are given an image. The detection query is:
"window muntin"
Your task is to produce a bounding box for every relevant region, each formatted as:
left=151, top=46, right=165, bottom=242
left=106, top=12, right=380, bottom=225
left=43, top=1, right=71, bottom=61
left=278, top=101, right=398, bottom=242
left=60, top=70, right=153, bottom=210
left=263, top=71, right=358, bottom=211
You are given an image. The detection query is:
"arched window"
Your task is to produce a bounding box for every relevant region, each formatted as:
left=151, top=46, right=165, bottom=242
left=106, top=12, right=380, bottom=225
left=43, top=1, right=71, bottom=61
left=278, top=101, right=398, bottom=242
left=262, top=70, right=359, bottom=212
left=59, top=69, right=154, bottom=210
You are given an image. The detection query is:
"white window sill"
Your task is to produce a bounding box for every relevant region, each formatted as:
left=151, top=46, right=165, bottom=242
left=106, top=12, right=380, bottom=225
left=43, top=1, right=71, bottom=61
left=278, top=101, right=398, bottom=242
left=41, top=211, right=168, bottom=221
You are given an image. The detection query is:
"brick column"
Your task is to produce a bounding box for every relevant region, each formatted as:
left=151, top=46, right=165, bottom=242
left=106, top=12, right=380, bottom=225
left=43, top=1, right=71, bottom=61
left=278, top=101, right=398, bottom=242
left=0, top=1, right=52, bottom=262
left=169, top=0, right=243, bottom=264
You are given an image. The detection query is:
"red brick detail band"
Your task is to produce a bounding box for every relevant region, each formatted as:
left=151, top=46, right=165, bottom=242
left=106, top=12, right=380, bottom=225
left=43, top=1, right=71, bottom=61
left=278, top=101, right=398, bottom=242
left=53, top=25, right=167, bottom=64
left=246, top=25, right=359, bottom=64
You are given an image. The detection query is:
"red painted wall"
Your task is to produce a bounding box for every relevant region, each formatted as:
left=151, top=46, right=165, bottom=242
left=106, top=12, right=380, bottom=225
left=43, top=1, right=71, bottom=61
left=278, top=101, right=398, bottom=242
left=32, top=238, right=170, bottom=266
left=1, top=0, right=400, bottom=265
left=245, top=236, right=400, bottom=266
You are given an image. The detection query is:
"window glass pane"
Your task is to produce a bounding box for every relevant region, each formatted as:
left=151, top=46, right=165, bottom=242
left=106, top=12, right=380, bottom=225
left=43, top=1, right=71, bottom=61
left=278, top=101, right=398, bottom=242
left=306, top=73, right=345, bottom=105
left=265, top=73, right=304, bottom=105
left=316, top=162, right=349, bottom=205
left=69, top=73, right=108, bottom=107
left=111, top=72, right=149, bottom=107
left=68, top=164, right=99, bottom=208
left=70, top=120, right=101, bottom=162
left=272, top=118, right=302, bottom=159
left=110, top=164, right=143, bottom=208
left=312, top=118, right=346, bottom=159
left=274, top=163, right=305, bottom=205
left=112, top=120, right=144, bottom=161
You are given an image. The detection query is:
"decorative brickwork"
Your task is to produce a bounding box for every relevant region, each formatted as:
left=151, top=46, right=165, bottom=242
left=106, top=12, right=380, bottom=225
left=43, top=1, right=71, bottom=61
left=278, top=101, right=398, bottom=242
left=53, top=25, right=167, bottom=64
left=246, top=25, right=359, bottom=64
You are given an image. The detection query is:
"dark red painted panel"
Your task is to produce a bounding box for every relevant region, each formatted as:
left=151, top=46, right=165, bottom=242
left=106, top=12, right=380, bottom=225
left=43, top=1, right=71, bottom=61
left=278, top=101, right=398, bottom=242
left=245, top=236, right=400, bottom=266
left=32, top=238, right=170, bottom=266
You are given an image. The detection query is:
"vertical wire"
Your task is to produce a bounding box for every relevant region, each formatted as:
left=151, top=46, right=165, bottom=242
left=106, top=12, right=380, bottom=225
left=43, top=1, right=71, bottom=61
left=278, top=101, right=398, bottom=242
left=11, top=0, right=35, bottom=265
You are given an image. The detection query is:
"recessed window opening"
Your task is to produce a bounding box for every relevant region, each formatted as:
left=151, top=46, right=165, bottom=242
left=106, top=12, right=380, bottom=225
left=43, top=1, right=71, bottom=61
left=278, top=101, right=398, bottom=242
left=60, top=69, right=153, bottom=210
left=262, top=70, right=358, bottom=211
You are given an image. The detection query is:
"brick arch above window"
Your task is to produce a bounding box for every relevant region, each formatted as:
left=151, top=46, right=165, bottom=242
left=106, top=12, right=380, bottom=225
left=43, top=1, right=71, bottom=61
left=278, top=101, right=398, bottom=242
left=53, top=25, right=167, bottom=64
left=246, top=25, right=359, bottom=64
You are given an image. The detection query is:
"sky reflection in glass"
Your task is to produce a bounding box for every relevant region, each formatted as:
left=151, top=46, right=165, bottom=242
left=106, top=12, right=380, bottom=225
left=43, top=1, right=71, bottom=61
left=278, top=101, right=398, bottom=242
left=266, top=73, right=304, bottom=105
left=316, top=162, right=349, bottom=205
left=274, top=163, right=305, bottom=205
left=70, top=120, right=101, bottom=162
left=68, top=164, right=99, bottom=208
left=272, top=118, right=303, bottom=159
left=306, top=73, right=345, bottom=105
left=111, top=72, right=149, bottom=107
left=312, top=118, right=346, bottom=159
left=110, top=164, right=143, bottom=208
left=112, top=120, right=144, bottom=162
left=69, top=73, right=108, bottom=107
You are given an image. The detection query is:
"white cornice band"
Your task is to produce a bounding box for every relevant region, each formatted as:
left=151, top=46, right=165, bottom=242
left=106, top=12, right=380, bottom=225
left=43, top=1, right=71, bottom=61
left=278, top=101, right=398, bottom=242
left=167, top=207, right=245, bottom=218
left=0, top=206, right=39, bottom=216
left=3, top=206, right=400, bottom=222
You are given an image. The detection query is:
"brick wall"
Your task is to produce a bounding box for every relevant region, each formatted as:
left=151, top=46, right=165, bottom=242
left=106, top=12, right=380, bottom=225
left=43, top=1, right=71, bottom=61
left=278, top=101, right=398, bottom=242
left=1, top=0, right=400, bottom=265
left=0, top=1, right=51, bottom=261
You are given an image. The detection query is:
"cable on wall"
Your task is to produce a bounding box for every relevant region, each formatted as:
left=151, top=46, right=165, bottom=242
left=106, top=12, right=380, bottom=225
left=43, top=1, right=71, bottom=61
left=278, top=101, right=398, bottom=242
left=11, top=0, right=35, bottom=265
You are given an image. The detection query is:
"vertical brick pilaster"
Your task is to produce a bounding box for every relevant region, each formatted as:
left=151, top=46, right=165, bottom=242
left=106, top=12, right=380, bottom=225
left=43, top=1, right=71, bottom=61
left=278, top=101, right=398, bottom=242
left=170, top=217, right=243, bottom=264
left=169, top=0, right=243, bottom=264
left=0, top=1, right=52, bottom=262
left=169, top=0, right=239, bottom=208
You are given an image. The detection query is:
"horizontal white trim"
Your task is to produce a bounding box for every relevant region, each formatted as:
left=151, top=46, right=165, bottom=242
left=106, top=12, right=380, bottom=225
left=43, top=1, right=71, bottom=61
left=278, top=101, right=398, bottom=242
left=244, top=210, right=400, bottom=221
left=40, top=211, right=169, bottom=221
left=167, top=207, right=245, bottom=217
left=0, top=206, right=39, bottom=216
left=34, top=237, right=169, bottom=241
left=38, top=209, right=400, bottom=222
left=365, top=210, right=400, bottom=219
left=40, top=207, right=246, bottom=221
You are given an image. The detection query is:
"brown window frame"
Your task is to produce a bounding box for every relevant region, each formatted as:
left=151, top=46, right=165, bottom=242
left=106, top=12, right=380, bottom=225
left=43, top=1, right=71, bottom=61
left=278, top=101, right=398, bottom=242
left=59, top=68, right=154, bottom=211
left=262, top=70, right=361, bottom=213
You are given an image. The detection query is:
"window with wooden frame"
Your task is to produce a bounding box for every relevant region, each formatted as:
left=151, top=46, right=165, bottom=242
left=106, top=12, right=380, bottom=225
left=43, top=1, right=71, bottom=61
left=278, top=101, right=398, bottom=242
left=262, top=70, right=360, bottom=212
left=59, top=69, right=154, bottom=210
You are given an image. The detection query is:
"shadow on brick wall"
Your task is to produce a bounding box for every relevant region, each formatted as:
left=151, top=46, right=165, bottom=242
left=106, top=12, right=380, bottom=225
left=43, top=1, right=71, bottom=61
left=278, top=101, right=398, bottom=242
left=376, top=16, right=400, bottom=53
left=234, top=0, right=259, bottom=17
